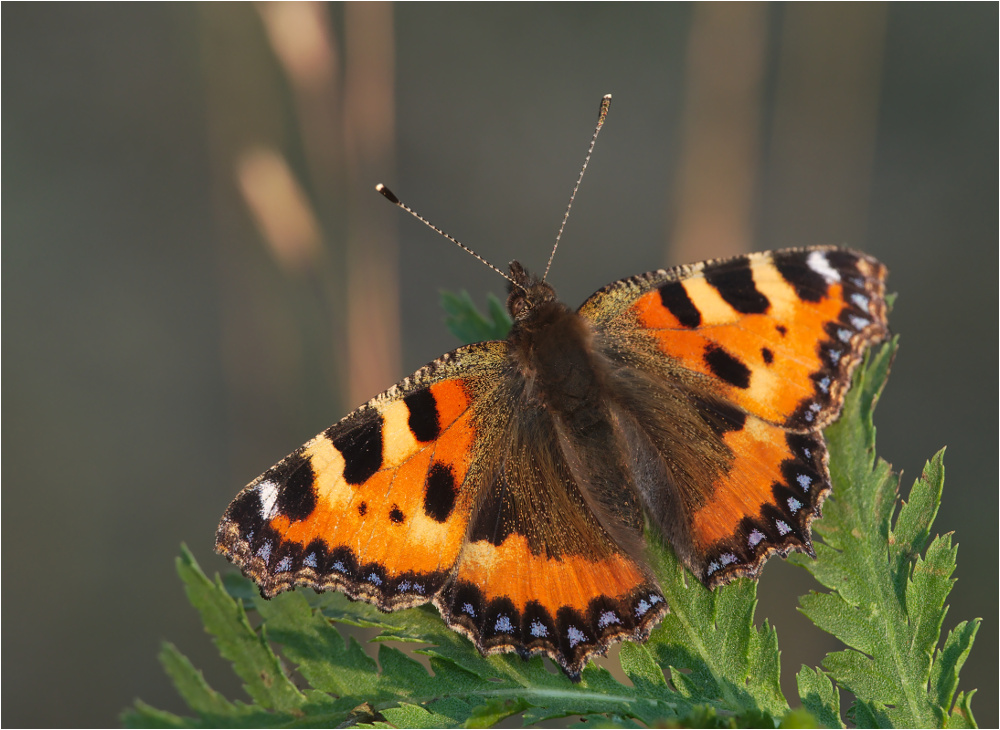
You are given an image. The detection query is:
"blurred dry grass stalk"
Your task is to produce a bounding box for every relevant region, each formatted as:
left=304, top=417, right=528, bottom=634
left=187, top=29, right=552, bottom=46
left=237, top=148, right=322, bottom=273
left=340, top=2, right=399, bottom=407
left=669, top=3, right=886, bottom=263
left=766, top=3, right=887, bottom=247
left=200, top=2, right=398, bottom=469
left=670, top=2, right=767, bottom=264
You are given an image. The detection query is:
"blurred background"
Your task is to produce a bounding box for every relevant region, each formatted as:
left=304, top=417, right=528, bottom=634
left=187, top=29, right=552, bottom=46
left=4, top=3, right=996, bottom=726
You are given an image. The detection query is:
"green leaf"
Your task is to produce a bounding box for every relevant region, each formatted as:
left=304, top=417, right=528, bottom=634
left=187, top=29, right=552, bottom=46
left=122, top=700, right=192, bottom=729
left=440, top=290, right=511, bottom=343
left=138, top=552, right=779, bottom=727
left=931, top=620, right=980, bottom=715
left=644, top=535, right=788, bottom=720
left=795, top=666, right=843, bottom=729
left=157, top=643, right=236, bottom=719
left=792, top=341, right=979, bottom=728
left=174, top=546, right=306, bottom=713
left=366, top=701, right=463, bottom=728
left=464, top=697, right=532, bottom=728
left=946, top=691, right=977, bottom=729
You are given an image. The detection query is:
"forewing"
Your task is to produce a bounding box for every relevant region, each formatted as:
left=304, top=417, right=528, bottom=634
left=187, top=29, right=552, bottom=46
left=581, top=247, right=888, bottom=430
left=216, top=341, right=508, bottom=608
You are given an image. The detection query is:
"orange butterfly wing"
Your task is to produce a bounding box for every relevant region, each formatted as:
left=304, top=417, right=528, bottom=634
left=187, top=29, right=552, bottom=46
left=215, top=345, right=499, bottom=607
left=578, top=246, right=888, bottom=583
left=217, top=339, right=665, bottom=678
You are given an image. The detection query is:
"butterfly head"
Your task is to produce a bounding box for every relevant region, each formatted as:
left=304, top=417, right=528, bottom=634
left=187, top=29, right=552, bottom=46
left=506, top=260, right=559, bottom=322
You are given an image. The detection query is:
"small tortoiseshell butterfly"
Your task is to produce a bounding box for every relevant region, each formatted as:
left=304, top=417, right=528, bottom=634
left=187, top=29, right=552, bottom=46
left=217, top=96, right=889, bottom=679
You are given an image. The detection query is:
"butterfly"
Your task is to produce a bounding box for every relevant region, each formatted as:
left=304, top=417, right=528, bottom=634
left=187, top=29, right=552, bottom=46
left=216, top=98, right=889, bottom=680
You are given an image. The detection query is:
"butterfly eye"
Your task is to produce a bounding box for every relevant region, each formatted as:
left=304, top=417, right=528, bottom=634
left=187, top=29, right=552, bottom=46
left=510, top=295, right=530, bottom=318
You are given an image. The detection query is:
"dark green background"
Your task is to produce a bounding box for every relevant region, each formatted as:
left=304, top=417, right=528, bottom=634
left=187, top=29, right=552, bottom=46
left=4, top=4, right=996, bottom=726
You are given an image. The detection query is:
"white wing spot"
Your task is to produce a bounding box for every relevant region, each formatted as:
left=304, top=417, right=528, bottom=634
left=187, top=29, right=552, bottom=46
left=719, top=552, right=738, bottom=567
left=828, top=349, right=842, bottom=365
left=776, top=520, right=791, bottom=535
left=797, top=474, right=813, bottom=490
left=818, top=376, right=831, bottom=393
left=530, top=620, right=548, bottom=637
left=837, top=328, right=852, bottom=343
left=495, top=615, right=514, bottom=633
left=275, top=556, right=292, bottom=573
left=303, top=553, right=317, bottom=568
left=567, top=626, right=587, bottom=648
left=414, top=583, right=425, bottom=594
left=462, top=602, right=476, bottom=617
left=635, top=599, right=650, bottom=617
left=398, top=581, right=411, bottom=592
left=850, top=315, right=870, bottom=330
left=598, top=610, right=621, bottom=628
left=367, top=572, right=382, bottom=586
left=706, top=561, right=721, bottom=576
left=332, top=560, right=347, bottom=573
left=788, top=497, right=803, bottom=514
left=748, top=529, right=765, bottom=548
left=649, top=594, right=663, bottom=605
left=257, top=480, right=280, bottom=520
left=257, top=541, right=272, bottom=564
left=851, top=293, right=870, bottom=312
left=807, top=251, right=841, bottom=283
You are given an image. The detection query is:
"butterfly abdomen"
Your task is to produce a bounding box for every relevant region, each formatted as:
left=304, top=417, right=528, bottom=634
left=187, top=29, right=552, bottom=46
left=505, top=283, right=648, bottom=557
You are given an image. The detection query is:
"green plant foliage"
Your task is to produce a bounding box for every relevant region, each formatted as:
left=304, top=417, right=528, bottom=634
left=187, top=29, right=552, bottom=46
left=789, top=343, right=980, bottom=728
left=125, top=296, right=979, bottom=728
left=439, top=290, right=511, bottom=343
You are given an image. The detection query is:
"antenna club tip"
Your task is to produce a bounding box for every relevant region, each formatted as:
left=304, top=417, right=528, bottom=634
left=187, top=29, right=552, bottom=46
left=603, top=93, right=612, bottom=100
left=375, top=183, right=399, bottom=204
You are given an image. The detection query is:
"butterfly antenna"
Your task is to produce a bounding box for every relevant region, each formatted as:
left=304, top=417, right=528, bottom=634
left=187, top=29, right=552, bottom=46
left=542, top=93, right=612, bottom=282
left=375, top=183, right=519, bottom=288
